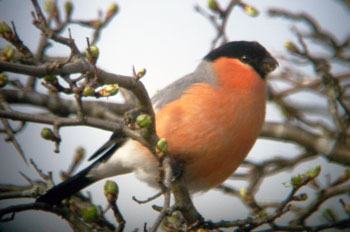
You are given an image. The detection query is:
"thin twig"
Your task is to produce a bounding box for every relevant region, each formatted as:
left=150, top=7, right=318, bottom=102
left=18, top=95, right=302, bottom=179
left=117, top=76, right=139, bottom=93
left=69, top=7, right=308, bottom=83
left=132, top=192, right=162, bottom=204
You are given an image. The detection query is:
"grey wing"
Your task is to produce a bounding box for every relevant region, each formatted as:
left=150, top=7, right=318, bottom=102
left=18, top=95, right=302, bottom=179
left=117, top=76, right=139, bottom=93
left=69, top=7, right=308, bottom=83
left=151, top=60, right=217, bottom=111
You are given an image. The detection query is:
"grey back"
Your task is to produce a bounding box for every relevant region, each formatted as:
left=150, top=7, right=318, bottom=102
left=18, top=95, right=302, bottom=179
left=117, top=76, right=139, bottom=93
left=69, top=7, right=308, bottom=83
left=151, top=60, right=218, bottom=111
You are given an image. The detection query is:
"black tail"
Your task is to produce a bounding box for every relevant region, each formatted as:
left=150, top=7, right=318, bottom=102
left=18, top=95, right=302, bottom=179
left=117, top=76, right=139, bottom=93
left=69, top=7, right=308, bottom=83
left=36, top=166, right=95, bottom=205
left=88, top=133, right=125, bottom=161
left=36, top=138, right=124, bottom=205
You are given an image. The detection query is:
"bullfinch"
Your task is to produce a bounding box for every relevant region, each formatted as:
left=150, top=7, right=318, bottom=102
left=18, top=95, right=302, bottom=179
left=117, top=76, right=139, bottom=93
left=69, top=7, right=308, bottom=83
left=37, top=41, right=278, bottom=205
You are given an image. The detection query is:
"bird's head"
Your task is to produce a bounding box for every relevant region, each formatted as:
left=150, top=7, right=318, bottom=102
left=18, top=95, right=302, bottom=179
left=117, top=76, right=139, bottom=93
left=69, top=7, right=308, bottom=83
left=204, top=41, right=278, bottom=79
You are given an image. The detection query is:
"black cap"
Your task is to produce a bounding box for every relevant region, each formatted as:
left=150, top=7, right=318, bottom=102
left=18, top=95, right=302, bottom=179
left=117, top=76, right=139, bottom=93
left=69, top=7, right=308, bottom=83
left=204, top=41, right=278, bottom=78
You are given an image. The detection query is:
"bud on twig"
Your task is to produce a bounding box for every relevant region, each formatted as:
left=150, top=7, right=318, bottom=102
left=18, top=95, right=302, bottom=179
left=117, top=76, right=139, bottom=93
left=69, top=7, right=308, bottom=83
left=240, top=188, right=253, bottom=203
left=41, top=128, right=55, bottom=140
left=208, top=0, right=220, bottom=12
left=86, top=45, right=99, bottom=64
left=88, top=46, right=99, bottom=58
left=6, top=48, right=14, bottom=60
left=64, top=1, right=73, bottom=18
left=293, top=193, right=308, bottom=201
left=135, top=68, right=146, bottom=80
left=44, top=75, right=57, bottom=83
left=74, top=147, right=85, bottom=163
left=104, top=180, right=119, bottom=201
left=93, top=20, right=104, bottom=28
left=106, top=3, right=119, bottom=21
left=322, top=208, right=337, bottom=223
left=136, top=114, right=152, bottom=128
left=305, top=165, right=321, bottom=179
left=1, top=45, right=15, bottom=62
left=0, top=73, right=8, bottom=88
left=44, top=0, right=59, bottom=21
left=81, top=206, right=98, bottom=222
left=243, top=5, right=259, bottom=17
left=104, top=180, right=119, bottom=196
left=285, top=41, right=298, bottom=53
left=156, top=138, right=168, bottom=154
left=98, top=84, right=119, bottom=97
left=83, top=86, right=95, bottom=96
left=290, top=165, right=321, bottom=188
left=291, top=174, right=303, bottom=188
left=44, top=1, right=54, bottom=14
left=0, top=21, right=11, bottom=34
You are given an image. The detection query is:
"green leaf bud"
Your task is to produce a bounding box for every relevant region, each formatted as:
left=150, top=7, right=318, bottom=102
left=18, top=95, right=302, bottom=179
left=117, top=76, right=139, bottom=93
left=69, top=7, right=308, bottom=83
left=104, top=180, right=119, bottom=197
left=86, top=45, right=99, bottom=59
left=156, top=138, right=168, bottom=154
left=98, top=84, right=119, bottom=97
left=291, top=174, right=303, bottom=188
left=305, top=165, right=321, bottom=179
left=285, top=41, right=298, bottom=53
left=44, top=1, right=54, bottom=14
left=83, top=86, right=95, bottom=96
left=293, top=193, right=308, bottom=201
left=44, top=75, right=57, bottom=82
left=243, top=5, right=259, bottom=17
left=208, top=0, right=219, bottom=12
left=81, top=206, right=98, bottom=222
left=41, top=128, right=54, bottom=140
left=136, top=68, right=146, bottom=79
left=64, top=1, right=73, bottom=16
left=0, top=22, right=11, bottom=34
left=136, top=114, right=152, bottom=128
left=0, top=73, right=9, bottom=88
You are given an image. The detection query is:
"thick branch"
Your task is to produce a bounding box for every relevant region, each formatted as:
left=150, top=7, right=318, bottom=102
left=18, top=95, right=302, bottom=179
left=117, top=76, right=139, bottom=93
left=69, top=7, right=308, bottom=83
left=0, top=182, right=47, bottom=200
left=0, top=109, right=151, bottom=148
left=1, top=89, right=130, bottom=119
left=259, top=218, right=350, bottom=232
left=0, top=60, right=153, bottom=118
left=0, top=109, right=118, bottom=131
left=268, top=8, right=340, bottom=51
left=294, top=184, right=350, bottom=225
left=171, top=176, right=203, bottom=226
left=0, top=202, right=91, bottom=232
left=261, top=122, right=350, bottom=165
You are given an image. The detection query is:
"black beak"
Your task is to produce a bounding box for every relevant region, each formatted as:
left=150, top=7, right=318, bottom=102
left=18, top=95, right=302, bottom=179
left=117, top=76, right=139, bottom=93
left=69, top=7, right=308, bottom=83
left=262, top=56, right=279, bottom=75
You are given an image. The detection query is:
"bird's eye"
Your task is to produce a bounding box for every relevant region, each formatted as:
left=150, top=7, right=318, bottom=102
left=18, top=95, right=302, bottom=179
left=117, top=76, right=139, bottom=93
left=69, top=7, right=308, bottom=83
left=241, top=55, right=251, bottom=63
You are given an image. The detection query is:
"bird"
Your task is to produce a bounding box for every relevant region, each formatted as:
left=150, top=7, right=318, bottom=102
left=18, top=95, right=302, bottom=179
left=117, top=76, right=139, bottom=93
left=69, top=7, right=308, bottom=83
left=36, top=41, right=278, bottom=205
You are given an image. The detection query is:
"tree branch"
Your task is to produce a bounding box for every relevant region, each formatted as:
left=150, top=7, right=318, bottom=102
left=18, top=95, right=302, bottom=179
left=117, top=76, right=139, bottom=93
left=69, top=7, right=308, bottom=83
left=0, top=202, right=92, bottom=232
left=1, top=89, right=129, bottom=120
left=0, top=109, right=153, bottom=150
left=0, top=60, right=153, bottom=117
left=261, top=122, right=350, bottom=165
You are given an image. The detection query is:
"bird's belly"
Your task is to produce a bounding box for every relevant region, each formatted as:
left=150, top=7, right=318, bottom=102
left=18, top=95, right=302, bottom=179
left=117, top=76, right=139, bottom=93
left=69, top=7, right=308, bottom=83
left=176, top=118, right=261, bottom=192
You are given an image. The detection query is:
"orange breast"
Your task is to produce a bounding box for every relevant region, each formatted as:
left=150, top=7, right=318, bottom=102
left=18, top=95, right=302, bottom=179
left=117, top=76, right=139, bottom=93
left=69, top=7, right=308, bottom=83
left=155, top=58, right=267, bottom=192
